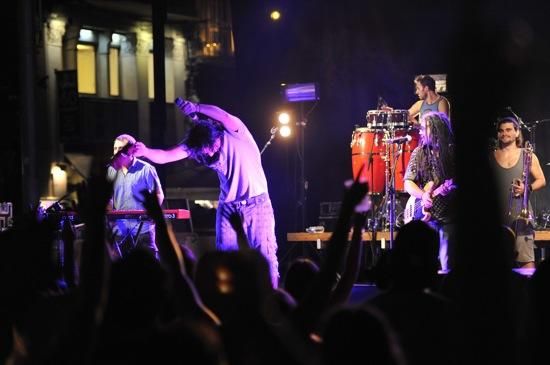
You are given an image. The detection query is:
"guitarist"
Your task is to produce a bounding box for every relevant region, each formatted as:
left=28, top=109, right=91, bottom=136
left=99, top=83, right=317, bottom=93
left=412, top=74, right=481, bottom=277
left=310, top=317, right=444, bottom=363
left=107, top=134, right=164, bottom=259
left=403, top=112, right=457, bottom=272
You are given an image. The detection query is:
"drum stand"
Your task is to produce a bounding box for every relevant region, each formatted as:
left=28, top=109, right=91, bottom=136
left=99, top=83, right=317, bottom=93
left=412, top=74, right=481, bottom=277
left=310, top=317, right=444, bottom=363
left=377, top=128, right=402, bottom=249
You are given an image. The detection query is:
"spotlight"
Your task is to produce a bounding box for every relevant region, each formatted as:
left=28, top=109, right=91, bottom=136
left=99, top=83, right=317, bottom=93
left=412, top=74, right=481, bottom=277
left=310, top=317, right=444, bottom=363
left=270, top=10, right=281, bottom=21
left=279, top=125, right=292, bottom=137
left=260, top=112, right=292, bottom=154
left=277, top=112, right=291, bottom=125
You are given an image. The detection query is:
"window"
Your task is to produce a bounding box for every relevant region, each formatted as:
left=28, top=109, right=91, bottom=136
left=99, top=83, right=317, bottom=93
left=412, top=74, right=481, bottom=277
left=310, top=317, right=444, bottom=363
left=148, top=52, right=154, bottom=99
left=76, top=44, right=96, bottom=94
left=108, top=48, right=120, bottom=96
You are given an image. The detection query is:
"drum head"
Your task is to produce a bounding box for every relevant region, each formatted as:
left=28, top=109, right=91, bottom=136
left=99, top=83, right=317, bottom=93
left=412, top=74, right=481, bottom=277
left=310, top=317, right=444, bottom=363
left=366, top=110, right=389, bottom=129
left=388, top=110, right=409, bottom=129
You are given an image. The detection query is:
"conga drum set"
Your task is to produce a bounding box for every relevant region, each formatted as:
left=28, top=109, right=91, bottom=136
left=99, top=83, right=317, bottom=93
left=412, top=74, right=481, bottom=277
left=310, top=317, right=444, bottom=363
left=350, top=109, right=420, bottom=234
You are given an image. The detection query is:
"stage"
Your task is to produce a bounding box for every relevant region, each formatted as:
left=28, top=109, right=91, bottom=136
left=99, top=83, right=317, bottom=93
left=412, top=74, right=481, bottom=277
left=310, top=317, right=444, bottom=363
left=287, top=230, right=550, bottom=250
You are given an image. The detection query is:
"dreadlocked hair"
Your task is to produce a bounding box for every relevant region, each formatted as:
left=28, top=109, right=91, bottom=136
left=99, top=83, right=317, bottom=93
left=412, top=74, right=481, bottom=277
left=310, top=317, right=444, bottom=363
left=417, top=111, right=455, bottom=185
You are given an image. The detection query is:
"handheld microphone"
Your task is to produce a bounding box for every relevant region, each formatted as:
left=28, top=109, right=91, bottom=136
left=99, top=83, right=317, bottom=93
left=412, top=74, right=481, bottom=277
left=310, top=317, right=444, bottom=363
left=175, top=97, right=198, bottom=121
left=270, top=126, right=279, bottom=134
left=384, top=135, right=412, bottom=144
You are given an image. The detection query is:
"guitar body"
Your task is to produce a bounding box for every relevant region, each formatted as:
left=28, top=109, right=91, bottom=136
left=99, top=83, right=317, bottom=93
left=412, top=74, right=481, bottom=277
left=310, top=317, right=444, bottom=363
left=403, top=180, right=456, bottom=224
left=404, top=181, right=433, bottom=224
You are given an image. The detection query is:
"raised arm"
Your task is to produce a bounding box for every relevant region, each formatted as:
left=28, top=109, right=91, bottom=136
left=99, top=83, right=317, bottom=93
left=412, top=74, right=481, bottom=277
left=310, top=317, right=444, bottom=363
left=133, top=143, right=188, bottom=164
left=142, top=190, right=220, bottom=325
left=176, top=98, right=243, bottom=133
left=295, top=178, right=369, bottom=333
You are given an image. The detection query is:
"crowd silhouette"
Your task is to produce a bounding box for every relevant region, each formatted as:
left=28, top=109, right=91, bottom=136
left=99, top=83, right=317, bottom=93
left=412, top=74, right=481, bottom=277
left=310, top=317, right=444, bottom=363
left=0, top=158, right=548, bottom=365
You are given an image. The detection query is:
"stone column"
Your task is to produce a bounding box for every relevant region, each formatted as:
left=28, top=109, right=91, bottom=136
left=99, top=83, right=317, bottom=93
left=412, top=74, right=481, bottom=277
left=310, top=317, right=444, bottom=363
left=63, top=24, right=79, bottom=71
left=173, top=36, right=187, bottom=137
left=164, top=38, right=175, bottom=103
left=44, top=18, right=66, bottom=162
left=120, top=33, right=138, bottom=100
left=96, top=32, right=110, bottom=98
left=135, top=25, right=152, bottom=144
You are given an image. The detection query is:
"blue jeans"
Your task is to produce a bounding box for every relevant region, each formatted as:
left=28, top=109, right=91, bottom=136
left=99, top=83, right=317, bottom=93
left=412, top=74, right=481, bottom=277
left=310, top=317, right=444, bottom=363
left=428, top=221, right=455, bottom=272
left=216, top=193, right=279, bottom=287
left=113, top=229, right=158, bottom=260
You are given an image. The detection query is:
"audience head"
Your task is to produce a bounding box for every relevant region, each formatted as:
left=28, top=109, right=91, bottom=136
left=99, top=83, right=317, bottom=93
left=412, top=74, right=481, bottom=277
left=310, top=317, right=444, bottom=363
left=390, top=220, right=440, bottom=289
left=283, top=257, right=320, bottom=304
left=322, top=305, right=406, bottom=365
left=195, top=250, right=273, bottom=323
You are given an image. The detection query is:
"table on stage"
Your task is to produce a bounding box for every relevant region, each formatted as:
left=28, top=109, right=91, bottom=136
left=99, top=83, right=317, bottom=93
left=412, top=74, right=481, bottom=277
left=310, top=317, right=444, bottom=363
left=287, top=230, right=550, bottom=250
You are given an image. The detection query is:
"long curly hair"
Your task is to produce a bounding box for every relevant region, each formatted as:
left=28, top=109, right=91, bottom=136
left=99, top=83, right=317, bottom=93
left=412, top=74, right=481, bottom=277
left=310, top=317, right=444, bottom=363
left=416, top=111, right=455, bottom=184
left=183, top=119, right=225, bottom=165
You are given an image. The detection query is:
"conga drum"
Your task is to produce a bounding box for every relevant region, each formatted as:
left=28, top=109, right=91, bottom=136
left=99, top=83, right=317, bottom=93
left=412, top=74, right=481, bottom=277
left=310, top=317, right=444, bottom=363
left=393, top=128, right=420, bottom=192
left=351, top=127, right=386, bottom=194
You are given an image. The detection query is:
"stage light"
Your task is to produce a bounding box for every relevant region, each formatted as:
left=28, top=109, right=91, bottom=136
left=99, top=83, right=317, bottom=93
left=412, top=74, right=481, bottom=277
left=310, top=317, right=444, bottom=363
left=260, top=111, right=293, bottom=154
left=277, top=111, right=291, bottom=125
left=279, top=125, right=292, bottom=137
left=270, top=10, right=281, bottom=21
left=281, top=82, right=320, bottom=103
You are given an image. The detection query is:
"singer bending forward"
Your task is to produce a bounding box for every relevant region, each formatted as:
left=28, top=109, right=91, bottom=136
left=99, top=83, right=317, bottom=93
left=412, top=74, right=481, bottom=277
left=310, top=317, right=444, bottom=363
left=134, top=100, right=279, bottom=287
left=492, top=116, right=546, bottom=268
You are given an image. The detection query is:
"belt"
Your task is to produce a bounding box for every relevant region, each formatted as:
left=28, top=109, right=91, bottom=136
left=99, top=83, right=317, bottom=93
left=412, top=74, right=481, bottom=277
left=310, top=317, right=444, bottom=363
left=227, top=193, right=269, bottom=207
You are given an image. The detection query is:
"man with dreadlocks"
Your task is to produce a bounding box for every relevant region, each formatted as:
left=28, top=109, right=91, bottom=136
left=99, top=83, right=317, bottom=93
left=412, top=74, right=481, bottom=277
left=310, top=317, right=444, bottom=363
left=133, top=100, right=279, bottom=287
left=403, top=111, right=457, bottom=272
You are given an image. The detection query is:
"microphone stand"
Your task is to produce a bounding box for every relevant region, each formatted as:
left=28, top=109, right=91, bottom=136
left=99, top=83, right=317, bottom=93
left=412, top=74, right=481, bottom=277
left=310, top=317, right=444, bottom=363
left=527, top=118, right=550, bottom=153
left=507, top=107, right=529, bottom=129
left=382, top=128, right=398, bottom=250
left=260, top=127, right=279, bottom=155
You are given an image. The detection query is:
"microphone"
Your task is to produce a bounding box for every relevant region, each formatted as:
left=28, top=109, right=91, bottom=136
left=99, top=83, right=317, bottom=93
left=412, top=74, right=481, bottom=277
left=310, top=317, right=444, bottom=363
left=175, top=97, right=198, bottom=121
left=270, top=126, right=279, bottom=134
left=384, top=135, right=412, bottom=144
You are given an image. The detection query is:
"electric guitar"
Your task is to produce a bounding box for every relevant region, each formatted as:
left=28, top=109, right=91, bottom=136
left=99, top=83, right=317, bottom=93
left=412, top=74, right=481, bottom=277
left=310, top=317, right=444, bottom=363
left=404, top=179, right=456, bottom=224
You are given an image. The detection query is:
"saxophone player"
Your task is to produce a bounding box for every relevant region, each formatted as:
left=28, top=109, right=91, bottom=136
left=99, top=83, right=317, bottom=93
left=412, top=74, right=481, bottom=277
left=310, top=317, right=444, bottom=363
left=492, top=116, right=546, bottom=268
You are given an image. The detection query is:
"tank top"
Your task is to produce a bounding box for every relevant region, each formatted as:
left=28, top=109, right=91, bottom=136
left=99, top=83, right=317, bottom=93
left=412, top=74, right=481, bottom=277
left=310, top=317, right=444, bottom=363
left=491, top=148, right=533, bottom=225
left=419, top=97, right=442, bottom=118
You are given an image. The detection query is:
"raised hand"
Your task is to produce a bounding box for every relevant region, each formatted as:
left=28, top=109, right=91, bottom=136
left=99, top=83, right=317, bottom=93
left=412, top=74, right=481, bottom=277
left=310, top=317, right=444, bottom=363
left=132, top=141, right=148, bottom=158
left=175, top=97, right=199, bottom=117
left=342, top=164, right=370, bottom=213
